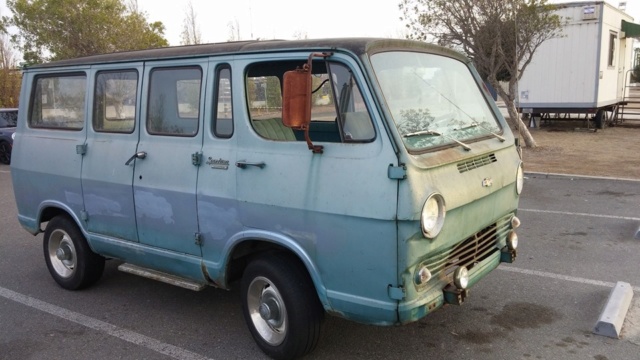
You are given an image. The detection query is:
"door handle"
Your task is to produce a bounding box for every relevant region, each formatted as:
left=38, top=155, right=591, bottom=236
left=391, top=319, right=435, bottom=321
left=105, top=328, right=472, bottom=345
left=125, top=151, right=147, bottom=166
left=236, top=161, right=266, bottom=169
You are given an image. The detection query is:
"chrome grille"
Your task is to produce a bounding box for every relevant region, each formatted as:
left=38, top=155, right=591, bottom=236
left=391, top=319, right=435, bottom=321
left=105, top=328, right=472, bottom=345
left=419, top=214, right=512, bottom=281
left=457, top=154, right=497, bottom=173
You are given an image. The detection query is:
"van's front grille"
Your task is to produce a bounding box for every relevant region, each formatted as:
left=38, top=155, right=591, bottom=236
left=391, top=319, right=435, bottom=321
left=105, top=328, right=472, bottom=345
left=457, top=154, right=497, bottom=173
left=417, top=214, right=512, bottom=285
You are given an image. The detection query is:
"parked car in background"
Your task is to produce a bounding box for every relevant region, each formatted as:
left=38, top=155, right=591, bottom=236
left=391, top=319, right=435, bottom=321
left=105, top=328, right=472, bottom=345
left=0, top=108, right=18, bottom=164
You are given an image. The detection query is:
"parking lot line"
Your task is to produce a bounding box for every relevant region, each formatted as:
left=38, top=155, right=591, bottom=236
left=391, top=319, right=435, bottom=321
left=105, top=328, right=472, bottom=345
left=520, top=208, right=640, bottom=222
left=499, top=265, right=640, bottom=292
left=0, top=286, right=213, bottom=360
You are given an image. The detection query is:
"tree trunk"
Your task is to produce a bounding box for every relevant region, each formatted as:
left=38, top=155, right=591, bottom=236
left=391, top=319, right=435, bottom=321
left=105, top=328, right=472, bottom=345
left=505, top=100, right=537, bottom=148
left=492, top=80, right=537, bottom=148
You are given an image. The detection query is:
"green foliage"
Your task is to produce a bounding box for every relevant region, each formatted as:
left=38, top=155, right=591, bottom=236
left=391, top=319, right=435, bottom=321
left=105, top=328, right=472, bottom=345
left=4, top=0, right=169, bottom=64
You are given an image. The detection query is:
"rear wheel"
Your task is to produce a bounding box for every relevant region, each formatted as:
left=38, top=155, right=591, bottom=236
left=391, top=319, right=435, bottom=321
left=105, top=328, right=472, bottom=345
left=241, top=252, right=324, bottom=360
left=43, top=215, right=105, bottom=290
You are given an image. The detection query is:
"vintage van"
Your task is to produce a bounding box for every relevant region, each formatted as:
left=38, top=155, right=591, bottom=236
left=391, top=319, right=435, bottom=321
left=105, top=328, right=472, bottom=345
left=11, top=38, right=523, bottom=359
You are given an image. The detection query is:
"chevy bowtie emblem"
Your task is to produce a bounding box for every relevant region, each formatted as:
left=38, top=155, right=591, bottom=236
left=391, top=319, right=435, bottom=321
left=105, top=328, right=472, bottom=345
left=482, top=178, right=493, bottom=187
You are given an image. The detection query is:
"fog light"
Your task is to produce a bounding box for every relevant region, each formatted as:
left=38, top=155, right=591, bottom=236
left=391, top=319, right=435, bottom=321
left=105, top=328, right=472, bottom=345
left=415, top=266, right=432, bottom=286
left=507, top=231, right=518, bottom=250
left=453, top=266, right=469, bottom=289
left=511, top=216, right=521, bottom=229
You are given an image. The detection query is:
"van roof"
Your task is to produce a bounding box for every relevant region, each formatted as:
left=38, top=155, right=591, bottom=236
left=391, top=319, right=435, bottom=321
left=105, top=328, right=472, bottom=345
left=28, top=38, right=470, bottom=69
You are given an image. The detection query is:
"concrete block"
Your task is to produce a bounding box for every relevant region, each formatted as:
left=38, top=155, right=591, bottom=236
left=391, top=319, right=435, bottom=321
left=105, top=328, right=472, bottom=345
left=593, top=281, right=634, bottom=338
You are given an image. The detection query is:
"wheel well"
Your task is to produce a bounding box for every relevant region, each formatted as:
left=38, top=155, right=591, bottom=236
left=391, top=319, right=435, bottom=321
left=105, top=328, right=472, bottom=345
left=39, top=207, right=72, bottom=230
left=226, top=240, right=305, bottom=285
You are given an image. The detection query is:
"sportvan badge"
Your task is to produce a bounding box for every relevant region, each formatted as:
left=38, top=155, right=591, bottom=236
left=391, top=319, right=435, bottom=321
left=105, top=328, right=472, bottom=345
left=482, top=178, right=493, bottom=187
left=206, top=157, right=230, bottom=170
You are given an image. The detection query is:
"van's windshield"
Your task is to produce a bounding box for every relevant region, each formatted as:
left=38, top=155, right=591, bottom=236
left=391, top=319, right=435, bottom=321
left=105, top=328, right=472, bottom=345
left=370, top=51, right=501, bottom=151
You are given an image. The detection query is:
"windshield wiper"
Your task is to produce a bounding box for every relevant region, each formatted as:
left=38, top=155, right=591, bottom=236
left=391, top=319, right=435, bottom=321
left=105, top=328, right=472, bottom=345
left=403, top=129, right=471, bottom=151
left=455, top=122, right=506, bottom=142
left=403, top=129, right=441, bottom=138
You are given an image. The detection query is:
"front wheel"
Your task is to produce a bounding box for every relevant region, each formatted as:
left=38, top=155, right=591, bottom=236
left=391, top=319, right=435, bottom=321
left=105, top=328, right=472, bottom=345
left=43, top=215, right=105, bottom=290
left=241, top=252, right=324, bottom=360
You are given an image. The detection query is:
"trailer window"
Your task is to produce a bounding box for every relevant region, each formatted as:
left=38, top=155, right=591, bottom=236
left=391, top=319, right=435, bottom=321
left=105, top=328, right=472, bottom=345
left=608, top=32, right=616, bottom=67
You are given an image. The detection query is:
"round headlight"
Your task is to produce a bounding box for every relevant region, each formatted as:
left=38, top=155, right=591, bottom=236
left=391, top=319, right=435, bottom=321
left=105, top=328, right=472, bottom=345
left=421, top=193, right=446, bottom=239
left=11, top=132, right=16, bottom=140
left=516, top=162, right=524, bottom=195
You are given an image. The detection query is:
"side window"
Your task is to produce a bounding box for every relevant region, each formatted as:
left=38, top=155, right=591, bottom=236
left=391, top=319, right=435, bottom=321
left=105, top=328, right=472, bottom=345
left=329, top=62, right=375, bottom=142
left=93, top=70, right=138, bottom=133
left=214, top=67, right=233, bottom=138
left=29, top=74, right=86, bottom=130
left=245, top=60, right=374, bottom=143
left=147, top=67, right=201, bottom=136
left=246, top=70, right=292, bottom=141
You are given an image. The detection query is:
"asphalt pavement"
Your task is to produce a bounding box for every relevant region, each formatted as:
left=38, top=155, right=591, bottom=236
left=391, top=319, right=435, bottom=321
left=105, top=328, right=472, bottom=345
left=1, top=164, right=639, bottom=360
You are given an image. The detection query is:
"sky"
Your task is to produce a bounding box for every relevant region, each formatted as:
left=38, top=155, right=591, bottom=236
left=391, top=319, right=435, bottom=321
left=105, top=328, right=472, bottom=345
left=137, top=0, right=640, bottom=46
left=0, top=0, right=638, bottom=47
left=133, top=0, right=405, bottom=45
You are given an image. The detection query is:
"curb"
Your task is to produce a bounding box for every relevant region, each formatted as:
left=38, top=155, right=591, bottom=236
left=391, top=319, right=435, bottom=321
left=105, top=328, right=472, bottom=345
left=525, top=171, right=640, bottom=183
left=593, top=281, right=634, bottom=338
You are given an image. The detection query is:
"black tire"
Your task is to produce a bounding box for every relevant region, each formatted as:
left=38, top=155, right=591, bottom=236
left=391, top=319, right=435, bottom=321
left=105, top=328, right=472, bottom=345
left=0, top=141, right=10, bottom=165
left=43, top=215, right=105, bottom=290
left=594, top=109, right=605, bottom=129
left=241, top=252, right=324, bottom=360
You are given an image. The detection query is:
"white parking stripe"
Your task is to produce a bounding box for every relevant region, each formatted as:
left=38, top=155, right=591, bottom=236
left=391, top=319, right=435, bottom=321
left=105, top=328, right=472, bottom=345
left=0, top=286, right=213, bottom=360
left=519, top=208, right=640, bottom=222
left=498, top=265, right=640, bottom=292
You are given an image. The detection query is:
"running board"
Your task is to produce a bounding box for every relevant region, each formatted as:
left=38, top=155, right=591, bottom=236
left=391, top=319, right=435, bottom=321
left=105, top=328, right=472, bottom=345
left=117, top=263, right=206, bottom=291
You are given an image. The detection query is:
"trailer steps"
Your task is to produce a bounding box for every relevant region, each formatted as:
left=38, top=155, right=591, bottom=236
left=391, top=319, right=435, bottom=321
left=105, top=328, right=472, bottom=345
left=118, top=263, right=206, bottom=291
left=614, top=85, right=640, bottom=125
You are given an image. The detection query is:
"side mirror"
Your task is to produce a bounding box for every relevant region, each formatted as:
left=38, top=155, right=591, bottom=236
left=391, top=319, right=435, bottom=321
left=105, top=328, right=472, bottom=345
left=282, top=53, right=330, bottom=154
left=282, top=66, right=311, bottom=130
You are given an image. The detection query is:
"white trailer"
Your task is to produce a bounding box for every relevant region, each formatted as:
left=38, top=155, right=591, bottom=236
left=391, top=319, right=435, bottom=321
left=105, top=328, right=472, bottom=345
left=517, top=1, right=640, bottom=128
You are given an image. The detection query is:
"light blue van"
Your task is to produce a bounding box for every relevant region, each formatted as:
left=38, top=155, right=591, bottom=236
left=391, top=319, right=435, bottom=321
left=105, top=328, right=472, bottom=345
left=11, top=38, right=523, bottom=359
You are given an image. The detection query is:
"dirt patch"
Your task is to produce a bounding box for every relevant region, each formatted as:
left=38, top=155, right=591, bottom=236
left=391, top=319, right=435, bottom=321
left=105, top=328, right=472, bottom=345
left=516, top=121, right=640, bottom=180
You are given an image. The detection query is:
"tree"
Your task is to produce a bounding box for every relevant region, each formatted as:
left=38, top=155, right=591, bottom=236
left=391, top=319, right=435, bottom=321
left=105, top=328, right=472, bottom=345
left=3, top=0, right=169, bottom=64
left=0, top=34, right=21, bottom=107
left=399, top=0, right=564, bottom=148
left=227, top=19, right=241, bottom=42
left=180, top=1, right=202, bottom=45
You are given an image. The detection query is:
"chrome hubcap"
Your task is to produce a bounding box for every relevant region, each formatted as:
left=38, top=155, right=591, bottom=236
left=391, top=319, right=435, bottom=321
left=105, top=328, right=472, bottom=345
left=247, top=277, right=287, bottom=345
left=48, top=230, right=77, bottom=278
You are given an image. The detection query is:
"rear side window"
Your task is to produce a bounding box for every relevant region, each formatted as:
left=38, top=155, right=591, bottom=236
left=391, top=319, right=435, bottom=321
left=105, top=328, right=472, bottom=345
left=147, top=67, right=201, bottom=136
left=29, top=74, right=86, bottom=130
left=93, top=70, right=138, bottom=133
left=214, top=66, right=233, bottom=138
